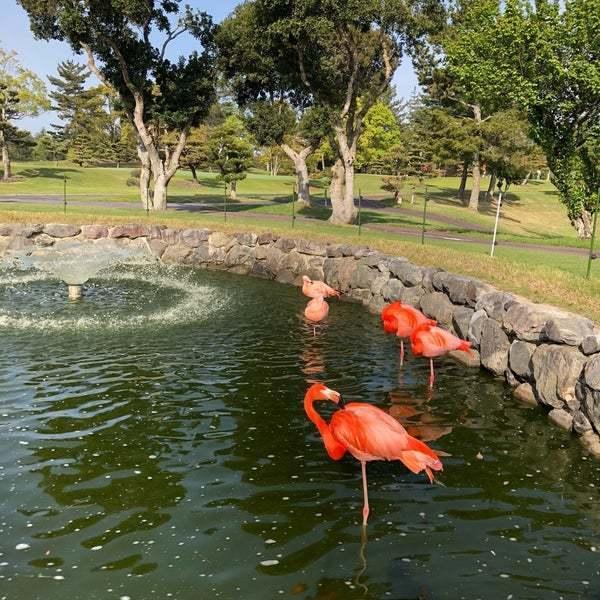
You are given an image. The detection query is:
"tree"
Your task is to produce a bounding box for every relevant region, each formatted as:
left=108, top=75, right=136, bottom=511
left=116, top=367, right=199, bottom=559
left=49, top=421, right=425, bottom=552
left=207, top=116, right=254, bottom=199
left=356, top=101, right=402, bottom=171
left=179, top=125, right=210, bottom=183
left=0, top=47, right=48, bottom=180
left=221, top=0, right=444, bottom=224
left=20, top=0, right=217, bottom=209
left=499, top=0, right=600, bottom=238
left=218, top=3, right=319, bottom=207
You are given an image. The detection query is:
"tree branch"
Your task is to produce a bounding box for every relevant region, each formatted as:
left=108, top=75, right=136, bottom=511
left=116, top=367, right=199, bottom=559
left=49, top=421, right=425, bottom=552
left=296, top=46, right=312, bottom=92
left=160, top=26, right=188, bottom=61
left=81, top=43, right=110, bottom=87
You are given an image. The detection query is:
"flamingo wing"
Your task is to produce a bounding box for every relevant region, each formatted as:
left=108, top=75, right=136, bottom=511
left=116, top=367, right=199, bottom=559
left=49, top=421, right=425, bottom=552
left=330, top=403, right=443, bottom=478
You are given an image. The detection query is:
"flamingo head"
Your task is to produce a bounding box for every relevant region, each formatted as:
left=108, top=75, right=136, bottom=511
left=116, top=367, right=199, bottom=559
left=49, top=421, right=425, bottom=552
left=306, top=383, right=344, bottom=406
left=302, top=275, right=311, bottom=284
left=382, top=315, right=398, bottom=334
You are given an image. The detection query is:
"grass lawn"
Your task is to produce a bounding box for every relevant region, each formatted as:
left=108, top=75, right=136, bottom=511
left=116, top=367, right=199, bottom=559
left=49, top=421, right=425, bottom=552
left=0, top=161, right=587, bottom=251
left=1, top=200, right=598, bottom=323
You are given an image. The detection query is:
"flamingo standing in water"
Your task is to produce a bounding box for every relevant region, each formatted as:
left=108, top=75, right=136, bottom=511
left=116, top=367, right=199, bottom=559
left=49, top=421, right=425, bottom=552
left=381, top=302, right=435, bottom=365
left=410, top=322, right=472, bottom=388
left=302, top=275, right=340, bottom=299
left=304, top=296, right=329, bottom=335
left=304, top=383, right=443, bottom=526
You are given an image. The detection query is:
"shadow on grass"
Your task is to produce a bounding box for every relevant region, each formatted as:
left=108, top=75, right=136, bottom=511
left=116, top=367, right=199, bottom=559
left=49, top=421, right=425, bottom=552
left=17, top=167, right=79, bottom=179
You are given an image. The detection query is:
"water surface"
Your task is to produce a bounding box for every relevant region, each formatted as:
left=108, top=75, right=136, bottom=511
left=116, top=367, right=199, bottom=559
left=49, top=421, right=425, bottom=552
left=0, top=267, right=599, bottom=599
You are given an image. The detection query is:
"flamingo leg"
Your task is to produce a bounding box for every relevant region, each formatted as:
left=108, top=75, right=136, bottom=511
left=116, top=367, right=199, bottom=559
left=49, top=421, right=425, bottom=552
left=399, top=340, right=404, bottom=366
left=429, top=358, right=435, bottom=388
left=361, top=460, right=370, bottom=526
left=313, top=325, right=316, bottom=337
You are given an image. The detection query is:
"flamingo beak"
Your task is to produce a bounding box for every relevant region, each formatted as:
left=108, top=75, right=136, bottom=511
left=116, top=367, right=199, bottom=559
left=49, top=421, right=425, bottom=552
left=323, top=387, right=343, bottom=405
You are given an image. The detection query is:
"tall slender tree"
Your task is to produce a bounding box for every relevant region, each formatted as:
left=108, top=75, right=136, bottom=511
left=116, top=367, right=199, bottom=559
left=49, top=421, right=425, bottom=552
left=19, top=0, right=217, bottom=210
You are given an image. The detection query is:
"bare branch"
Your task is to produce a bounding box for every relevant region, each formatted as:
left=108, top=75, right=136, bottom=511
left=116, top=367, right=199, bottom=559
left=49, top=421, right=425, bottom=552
left=297, top=46, right=312, bottom=92
left=340, top=27, right=359, bottom=120
left=81, top=43, right=110, bottom=87
left=160, top=25, right=188, bottom=61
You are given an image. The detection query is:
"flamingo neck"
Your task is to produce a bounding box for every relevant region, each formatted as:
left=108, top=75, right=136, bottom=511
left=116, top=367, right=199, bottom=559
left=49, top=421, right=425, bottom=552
left=303, top=392, right=346, bottom=460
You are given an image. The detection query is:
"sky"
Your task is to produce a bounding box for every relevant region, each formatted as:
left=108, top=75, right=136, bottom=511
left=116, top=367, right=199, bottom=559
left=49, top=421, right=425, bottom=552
left=0, top=0, right=419, bottom=133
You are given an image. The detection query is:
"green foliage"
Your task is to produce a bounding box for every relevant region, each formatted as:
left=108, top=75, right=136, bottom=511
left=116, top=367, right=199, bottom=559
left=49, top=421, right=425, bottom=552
left=207, top=116, right=254, bottom=192
left=356, top=101, right=402, bottom=171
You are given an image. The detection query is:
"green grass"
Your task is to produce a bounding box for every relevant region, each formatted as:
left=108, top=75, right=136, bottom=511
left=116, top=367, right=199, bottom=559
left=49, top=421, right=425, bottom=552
left=0, top=161, right=585, bottom=249
left=1, top=199, right=598, bottom=323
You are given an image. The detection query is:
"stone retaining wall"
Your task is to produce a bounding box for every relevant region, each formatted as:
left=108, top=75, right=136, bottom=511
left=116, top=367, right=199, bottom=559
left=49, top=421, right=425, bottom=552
left=2, top=222, right=600, bottom=454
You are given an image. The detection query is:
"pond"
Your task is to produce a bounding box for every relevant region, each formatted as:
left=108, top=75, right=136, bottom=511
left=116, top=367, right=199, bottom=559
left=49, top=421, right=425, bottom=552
left=0, top=266, right=598, bottom=599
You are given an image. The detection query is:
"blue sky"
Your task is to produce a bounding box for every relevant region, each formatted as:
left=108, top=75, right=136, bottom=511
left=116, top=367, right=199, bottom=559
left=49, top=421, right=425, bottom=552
left=1, top=0, right=418, bottom=133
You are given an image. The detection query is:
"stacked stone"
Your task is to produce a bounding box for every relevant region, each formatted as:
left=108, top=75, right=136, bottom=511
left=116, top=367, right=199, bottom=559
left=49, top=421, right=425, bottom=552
left=2, top=222, right=599, bottom=454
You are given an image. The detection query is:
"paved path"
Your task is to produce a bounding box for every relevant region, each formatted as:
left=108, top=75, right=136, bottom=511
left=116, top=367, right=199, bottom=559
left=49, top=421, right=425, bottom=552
left=0, top=195, right=591, bottom=257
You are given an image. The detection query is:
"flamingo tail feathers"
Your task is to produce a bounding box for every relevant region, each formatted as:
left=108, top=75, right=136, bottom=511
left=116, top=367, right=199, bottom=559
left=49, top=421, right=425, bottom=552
left=457, top=339, right=472, bottom=353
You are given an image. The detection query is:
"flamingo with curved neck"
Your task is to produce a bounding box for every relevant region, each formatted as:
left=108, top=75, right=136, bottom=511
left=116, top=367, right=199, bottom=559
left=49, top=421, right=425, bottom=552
left=304, top=383, right=443, bottom=526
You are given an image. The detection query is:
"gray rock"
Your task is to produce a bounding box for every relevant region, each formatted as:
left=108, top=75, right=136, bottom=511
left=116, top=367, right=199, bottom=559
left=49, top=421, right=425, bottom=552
left=250, top=260, right=274, bottom=279
left=476, top=291, right=516, bottom=321
left=453, top=306, right=475, bottom=339
left=81, top=224, right=108, bottom=239
left=181, top=228, right=211, bottom=247
left=582, top=334, right=600, bottom=356
left=234, top=231, right=258, bottom=247
left=323, top=257, right=357, bottom=292
left=43, top=223, right=81, bottom=238
left=432, top=272, right=484, bottom=305
left=349, top=288, right=372, bottom=303
left=513, top=383, right=537, bottom=406
left=468, top=309, right=488, bottom=346
left=209, top=231, right=236, bottom=250
left=274, top=237, right=296, bottom=252
left=326, top=245, right=343, bottom=258
left=351, top=263, right=378, bottom=290
left=578, top=381, right=600, bottom=434
left=548, top=408, right=573, bottom=431
left=146, top=225, right=166, bottom=240
left=226, top=245, right=254, bottom=268
left=161, top=228, right=180, bottom=244
left=504, top=302, right=583, bottom=343
left=186, top=243, right=211, bottom=264
left=573, top=410, right=593, bottom=434
left=579, top=431, right=600, bottom=457
left=542, top=316, right=595, bottom=346
left=505, top=368, right=519, bottom=387
left=371, top=273, right=390, bottom=297
left=399, top=285, right=425, bottom=307
left=388, top=259, right=422, bottom=287
left=6, top=236, right=34, bottom=252
left=13, top=223, right=44, bottom=238
left=160, top=244, right=191, bottom=264
left=281, top=250, right=309, bottom=276
left=419, top=292, right=453, bottom=327
left=0, top=224, right=13, bottom=236
left=148, top=239, right=167, bottom=258
left=108, top=224, right=146, bottom=239
left=353, top=247, right=375, bottom=259
left=257, top=231, right=276, bottom=245
left=531, top=344, right=586, bottom=408
left=264, top=246, right=286, bottom=276
left=584, top=355, right=600, bottom=390
left=275, top=269, right=296, bottom=284
left=422, top=267, right=443, bottom=292
left=362, top=253, right=385, bottom=268
left=368, top=295, right=386, bottom=314
left=448, top=348, right=480, bottom=368
left=508, top=340, right=536, bottom=380
left=295, top=239, right=326, bottom=256
left=480, top=318, right=510, bottom=375
left=33, top=234, right=55, bottom=247
left=381, top=278, right=404, bottom=302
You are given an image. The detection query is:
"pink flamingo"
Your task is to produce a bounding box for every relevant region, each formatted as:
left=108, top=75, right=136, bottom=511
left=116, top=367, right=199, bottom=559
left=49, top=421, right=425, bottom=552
left=304, top=383, right=443, bottom=526
left=302, top=275, right=340, bottom=299
left=304, top=296, right=329, bottom=335
left=381, top=302, right=435, bottom=365
left=410, top=322, right=472, bottom=388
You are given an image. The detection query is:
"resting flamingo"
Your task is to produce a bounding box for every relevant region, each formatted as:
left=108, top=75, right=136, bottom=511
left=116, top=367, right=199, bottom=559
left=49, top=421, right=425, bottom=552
left=304, top=383, right=443, bottom=526
left=304, top=296, right=329, bottom=335
left=302, top=275, right=340, bottom=299
left=381, top=302, right=435, bottom=365
left=410, top=322, right=472, bottom=388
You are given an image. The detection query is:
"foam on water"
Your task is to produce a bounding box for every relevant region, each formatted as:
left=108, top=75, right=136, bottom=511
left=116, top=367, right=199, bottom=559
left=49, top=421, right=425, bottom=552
left=0, top=270, right=226, bottom=331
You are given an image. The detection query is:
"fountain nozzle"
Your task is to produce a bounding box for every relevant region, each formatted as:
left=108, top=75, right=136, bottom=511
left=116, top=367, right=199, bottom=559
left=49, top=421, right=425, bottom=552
left=68, top=284, right=83, bottom=301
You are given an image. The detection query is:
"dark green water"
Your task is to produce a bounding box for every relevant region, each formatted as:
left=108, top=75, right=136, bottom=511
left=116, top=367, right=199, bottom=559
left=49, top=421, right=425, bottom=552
left=0, top=267, right=599, bottom=600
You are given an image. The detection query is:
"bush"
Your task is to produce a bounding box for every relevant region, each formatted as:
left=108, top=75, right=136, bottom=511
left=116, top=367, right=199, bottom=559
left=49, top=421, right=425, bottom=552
left=126, top=177, right=139, bottom=187
left=129, top=168, right=141, bottom=179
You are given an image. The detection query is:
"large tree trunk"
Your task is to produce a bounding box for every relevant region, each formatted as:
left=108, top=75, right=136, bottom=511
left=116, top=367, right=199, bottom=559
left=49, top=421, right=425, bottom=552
left=469, top=152, right=481, bottom=211
left=329, top=128, right=358, bottom=224
left=137, top=141, right=151, bottom=209
left=457, top=159, right=469, bottom=203
left=1, top=131, right=11, bottom=181
left=152, top=174, right=168, bottom=210
left=329, top=158, right=345, bottom=212
left=571, top=209, right=593, bottom=239
left=281, top=144, right=312, bottom=207
left=229, top=180, right=237, bottom=200
left=486, top=172, right=497, bottom=199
